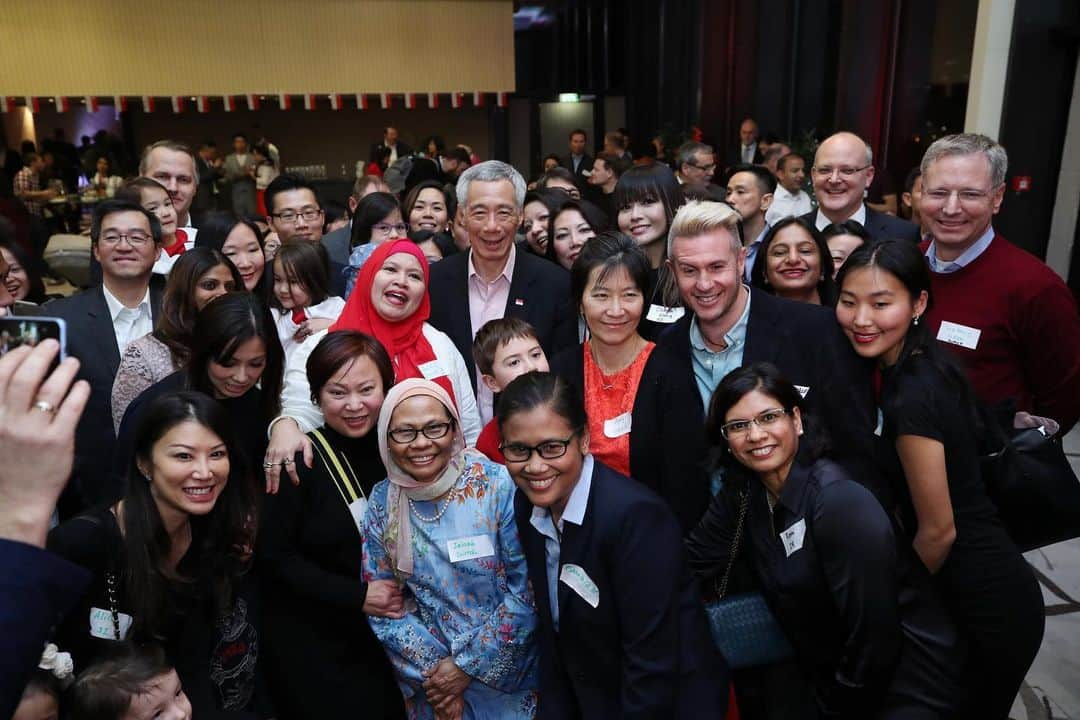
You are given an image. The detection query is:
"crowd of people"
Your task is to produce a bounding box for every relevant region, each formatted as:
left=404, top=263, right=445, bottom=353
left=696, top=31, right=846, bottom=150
left=1, top=118, right=1078, bottom=720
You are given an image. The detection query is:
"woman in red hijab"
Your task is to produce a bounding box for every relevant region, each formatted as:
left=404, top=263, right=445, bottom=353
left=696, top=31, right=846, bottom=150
left=264, top=241, right=481, bottom=491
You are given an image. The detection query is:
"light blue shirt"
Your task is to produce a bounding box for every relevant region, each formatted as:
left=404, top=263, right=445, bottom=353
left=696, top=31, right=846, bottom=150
left=925, top=225, right=995, bottom=274
left=529, top=454, right=594, bottom=632
left=689, top=286, right=752, bottom=409
left=743, top=225, right=770, bottom=281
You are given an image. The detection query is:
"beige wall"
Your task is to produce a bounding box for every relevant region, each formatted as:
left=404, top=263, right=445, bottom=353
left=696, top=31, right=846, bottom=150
left=0, top=0, right=513, bottom=95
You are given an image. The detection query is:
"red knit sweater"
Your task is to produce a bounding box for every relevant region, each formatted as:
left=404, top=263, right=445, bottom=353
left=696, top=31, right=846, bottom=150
left=923, top=235, right=1080, bottom=432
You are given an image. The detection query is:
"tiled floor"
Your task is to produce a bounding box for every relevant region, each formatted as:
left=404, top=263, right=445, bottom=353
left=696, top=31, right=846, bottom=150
left=1011, top=425, right=1080, bottom=719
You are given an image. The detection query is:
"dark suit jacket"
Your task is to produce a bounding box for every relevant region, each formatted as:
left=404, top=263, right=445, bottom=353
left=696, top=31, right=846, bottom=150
left=426, top=249, right=578, bottom=387
left=800, top=205, right=921, bottom=244
left=656, top=288, right=885, bottom=505
left=550, top=343, right=710, bottom=531
left=369, top=141, right=413, bottom=170
left=317, top=227, right=350, bottom=297
left=513, top=462, right=728, bottom=719
left=561, top=153, right=593, bottom=185
left=192, top=155, right=223, bottom=220
left=0, top=540, right=90, bottom=720
left=46, top=279, right=164, bottom=512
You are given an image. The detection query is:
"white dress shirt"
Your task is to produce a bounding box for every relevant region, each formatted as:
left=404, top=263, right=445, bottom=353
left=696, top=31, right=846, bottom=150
left=101, top=284, right=153, bottom=354
left=766, top=186, right=813, bottom=226
left=814, top=204, right=867, bottom=231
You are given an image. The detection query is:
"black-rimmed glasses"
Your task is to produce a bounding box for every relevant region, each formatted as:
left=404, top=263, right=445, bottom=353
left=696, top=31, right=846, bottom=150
left=388, top=421, right=454, bottom=444
left=500, top=431, right=580, bottom=463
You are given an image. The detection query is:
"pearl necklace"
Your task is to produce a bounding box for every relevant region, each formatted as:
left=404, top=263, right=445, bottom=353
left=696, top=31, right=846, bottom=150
left=408, top=490, right=455, bottom=523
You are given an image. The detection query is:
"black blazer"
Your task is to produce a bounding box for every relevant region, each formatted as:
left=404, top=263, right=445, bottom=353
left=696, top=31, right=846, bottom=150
left=46, top=280, right=164, bottom=513
left=550, top=343, right=710, bottom=531
left=656, top=288, right=884, bottom=505
left=369, top=141, right=413, bottom=170
left=561, top=153, right=593, bottom=185
left=427, top=249, right=578, bottom=388
left=800, top=205, right=920, bottom=244
left=513, top=461, right=728, bottom=719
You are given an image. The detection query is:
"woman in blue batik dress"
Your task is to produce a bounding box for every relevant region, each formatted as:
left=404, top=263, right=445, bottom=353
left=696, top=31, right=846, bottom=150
left=363, top=377, right=539, bottom=719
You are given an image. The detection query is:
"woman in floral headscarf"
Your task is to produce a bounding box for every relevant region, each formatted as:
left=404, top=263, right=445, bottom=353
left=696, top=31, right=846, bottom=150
left=363, top=378, right=539, bottom=719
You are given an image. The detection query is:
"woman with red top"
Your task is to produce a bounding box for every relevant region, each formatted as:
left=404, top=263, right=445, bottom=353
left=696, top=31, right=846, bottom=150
left=549, top=232, right=711, bottom=531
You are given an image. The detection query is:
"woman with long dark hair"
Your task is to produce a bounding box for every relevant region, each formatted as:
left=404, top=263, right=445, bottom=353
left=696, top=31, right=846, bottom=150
left=749, top=215, right=837, bottom=306
left=686, top=362, right=966, bottom=717
left=835, top=239, right=1044, bottom=716
left=115, top=292, right=284, bottom=479
left=0, top=236, right=48, bottom=305
left=545, top=196, right=608, bottom=271
left=111, top=247, right=243, bottom=430
left=259, top=331, right=405, bottom=718
left=194, top=213, right=267, bottom=295
left=48, top=391, right=261, bottom=716
left=613, top=163, right=687, bottom=339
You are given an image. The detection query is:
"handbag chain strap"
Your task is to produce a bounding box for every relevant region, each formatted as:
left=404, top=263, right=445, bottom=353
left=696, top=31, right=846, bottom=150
left=715, top=489, right=751, bottom=600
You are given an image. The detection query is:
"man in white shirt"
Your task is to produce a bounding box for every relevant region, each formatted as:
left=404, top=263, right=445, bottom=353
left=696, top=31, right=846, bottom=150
left=46, top=199, right=164, bottom=512
left=139, top=140, right=200, bottom=238
left=737, top=118, right=763, bottom=165
left=766, top=152, right=812, bottom=226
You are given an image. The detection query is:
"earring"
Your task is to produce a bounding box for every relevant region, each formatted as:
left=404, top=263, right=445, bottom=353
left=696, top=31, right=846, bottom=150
left=913, top=315, right=921, bottom=326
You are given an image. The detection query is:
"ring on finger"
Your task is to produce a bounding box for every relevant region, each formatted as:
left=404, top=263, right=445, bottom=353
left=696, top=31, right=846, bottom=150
left=33, top=399, right=57, bottom=414
left=282, top=459, right=293, bottom=466
left=263, top=462, right=276, bottom=469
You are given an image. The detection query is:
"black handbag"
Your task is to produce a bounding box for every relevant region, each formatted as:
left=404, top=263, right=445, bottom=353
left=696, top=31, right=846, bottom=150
left=979, top=409, right=1080, bottom=551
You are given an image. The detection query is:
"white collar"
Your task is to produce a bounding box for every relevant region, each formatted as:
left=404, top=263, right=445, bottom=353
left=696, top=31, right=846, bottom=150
left=530, top=454, right=594, bottom=531
left=101, top=284, right=151, bottom=322
left=815, top=203, right=866, bottom=231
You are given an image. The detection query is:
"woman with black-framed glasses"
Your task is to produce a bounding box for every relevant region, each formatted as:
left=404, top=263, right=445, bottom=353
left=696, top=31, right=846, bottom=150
left=685, top=361, right=966, bottom=718
left=498, top=371, right=728, bottom=719
left=363, top=377, right=539, bottom=719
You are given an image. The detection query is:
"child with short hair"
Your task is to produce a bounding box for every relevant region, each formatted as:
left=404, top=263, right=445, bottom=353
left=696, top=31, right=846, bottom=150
left=471, top=317, right=550, bottom=461
left=270, top=241, right=345, bottom=359
left=116, top=177, right=191, bottom=275
left=11, top=644, right=73, bottom=720
left=66, top=644, right=191, bottom=720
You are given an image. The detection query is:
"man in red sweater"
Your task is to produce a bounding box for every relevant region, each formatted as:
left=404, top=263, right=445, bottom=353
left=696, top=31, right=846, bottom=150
left=920, top=133, right=1080, bottom=433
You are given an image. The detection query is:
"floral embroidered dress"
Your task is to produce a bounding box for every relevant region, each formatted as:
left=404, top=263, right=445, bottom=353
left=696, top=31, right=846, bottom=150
left=363, top=451, right=539, bottom=719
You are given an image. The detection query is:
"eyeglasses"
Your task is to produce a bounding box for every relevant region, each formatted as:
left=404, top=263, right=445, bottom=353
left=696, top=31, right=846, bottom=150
left=373, top=222, right=409, bottom=235
left=688, top=161, right=718, bottom=173
left=922, top=187, right=999, bottom=205
left=811, top=165, right=871, bottom=178
left=388, top=421, right=454, bottom=444
left=500, top=432, right=580, bottom=463
left=720, top=408, right=790, bottom=439
left=271, top=209, right=322, bottom=223
left=99, top=231, right=152, bottom=247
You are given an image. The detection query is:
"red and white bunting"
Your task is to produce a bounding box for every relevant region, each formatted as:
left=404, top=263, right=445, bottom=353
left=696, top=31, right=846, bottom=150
left=357, top=93, right=369, bottom=110
left=55, top=96, right=70, bottom=112
left=25, top=97, right=40, bottom=113
left=113, top=96, right=128, bottom=113
left=196, top=96, right=210, bottom=113
left=278, top=94, right=291, bottom=110
left=380, top=93, right=391, bottom=110
left=404, top=93, right=416, bottom=110
left=303, top=94, right=316, bottom=110
left=141, top=96, right=155, bottom=112
left=473, top=92, right=485, bottom=107
left=0, top=97, right=12, bottom=113
left=497, top=92, right=508, bottom=108
left=451, top=92, right=463, bottom=109
left=329, top=94, right=342, bottom=110
left=85, top=96, right=99, bottom=112
left=245, top=94, right=260, bottom=111
left=427, top=93, right=439, bottom=109
left=223, top=95, right=236, bottom=112
left=171, top=96, right=184, bottom=113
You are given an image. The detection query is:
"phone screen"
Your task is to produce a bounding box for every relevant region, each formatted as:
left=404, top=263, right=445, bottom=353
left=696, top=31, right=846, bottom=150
left=0, top=316, right=67, bottom=367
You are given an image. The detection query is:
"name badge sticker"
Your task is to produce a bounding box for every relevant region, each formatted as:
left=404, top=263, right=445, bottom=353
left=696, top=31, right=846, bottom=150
left=348, top=497, right=369, bottom=533
left=603, top=412, right=633, bottom=438
left=418, top=360, right=445, bottom=380
left=560, top=564, right=600, bottom=608
left=780, top=518, right=807, bottom=557
left=89, top=607, right=133, bottom=640
left=447, top=534, right=496, bottom=563
left=936, top=320, right=981, bottom=350
left=645, top=304, right=685, bottom=324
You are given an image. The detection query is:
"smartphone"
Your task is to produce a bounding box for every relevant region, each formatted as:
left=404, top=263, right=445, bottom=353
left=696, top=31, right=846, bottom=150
left=0, top=316, right=67, bottom=369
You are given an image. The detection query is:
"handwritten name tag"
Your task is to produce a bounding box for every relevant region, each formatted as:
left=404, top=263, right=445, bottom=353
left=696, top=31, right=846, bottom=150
left=936, top=321, right=980, bottom=350
left=780, top=518, right=807, bottom=557
left=603, top=412, right=632, bottom=438
left=447, top=534, right=496, bottom=563
left=560, top=564, right=600, bottom=608
left=645, top=304, right=685, bottom=324
left=348, top=497, right=369, bottom=533
left=418, top=360, right=445, bottom=380
left=89, top=607, right=132, bottom=641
